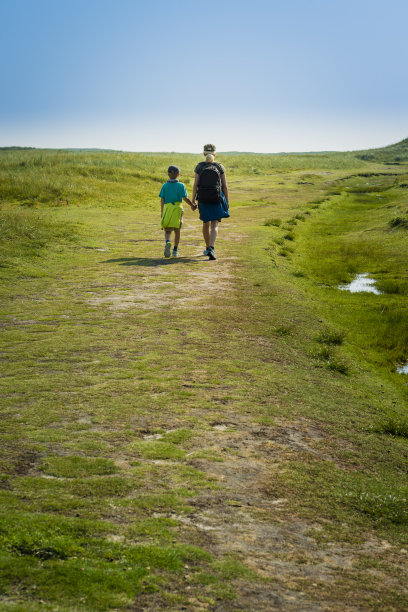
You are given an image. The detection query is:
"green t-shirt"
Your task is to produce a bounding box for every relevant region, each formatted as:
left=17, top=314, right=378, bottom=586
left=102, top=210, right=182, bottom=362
left=159, top=180, right=188, bottom=204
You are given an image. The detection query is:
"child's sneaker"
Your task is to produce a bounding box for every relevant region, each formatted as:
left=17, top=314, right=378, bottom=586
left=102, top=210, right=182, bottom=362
left=172, top=248, right=179, bottom=257
left=208, top=247, right=217, bottom=260
left=164, top=241, right=172, bottom=258
left=203, top=247, right=210, bottom=256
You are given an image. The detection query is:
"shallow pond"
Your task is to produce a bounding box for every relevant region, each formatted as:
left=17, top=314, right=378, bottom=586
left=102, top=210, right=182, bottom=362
left=338, top=273, right=382, bottom=295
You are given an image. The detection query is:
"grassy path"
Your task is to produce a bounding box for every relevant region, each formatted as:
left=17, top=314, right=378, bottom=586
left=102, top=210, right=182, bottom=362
left=1, top=187, right=408, bottom=610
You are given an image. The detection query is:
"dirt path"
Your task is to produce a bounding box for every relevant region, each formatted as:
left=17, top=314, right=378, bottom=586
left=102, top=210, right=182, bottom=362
left=79, top=211, right=393, bottom=612
left=4, top=205, right=405, bottom=611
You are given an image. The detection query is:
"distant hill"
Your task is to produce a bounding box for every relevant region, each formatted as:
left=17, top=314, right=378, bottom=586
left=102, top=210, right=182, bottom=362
left=0, top=146, right=36, bottom=151
left=355, top=137, right=408, bottom=164
left=1, top=140, right=408, bottom=161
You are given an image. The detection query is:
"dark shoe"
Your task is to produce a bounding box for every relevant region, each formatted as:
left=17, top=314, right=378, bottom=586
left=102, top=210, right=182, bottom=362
left=208, top=247, right=217, bottom=260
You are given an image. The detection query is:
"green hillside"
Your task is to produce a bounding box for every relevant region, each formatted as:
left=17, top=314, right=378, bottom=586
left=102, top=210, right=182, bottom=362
left=356, top=137, right=408, bottom=163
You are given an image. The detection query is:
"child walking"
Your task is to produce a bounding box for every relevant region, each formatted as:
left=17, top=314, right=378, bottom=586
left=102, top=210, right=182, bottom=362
left=159, top=165, right=196, bottom=258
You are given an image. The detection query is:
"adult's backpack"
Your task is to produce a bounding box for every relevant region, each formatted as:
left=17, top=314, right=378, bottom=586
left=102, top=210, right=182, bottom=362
left=198, top=164, right=222, bottom=205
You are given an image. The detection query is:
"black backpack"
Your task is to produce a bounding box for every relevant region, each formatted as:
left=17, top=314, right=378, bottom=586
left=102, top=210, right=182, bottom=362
left=198, top=164, right=222, bottom=205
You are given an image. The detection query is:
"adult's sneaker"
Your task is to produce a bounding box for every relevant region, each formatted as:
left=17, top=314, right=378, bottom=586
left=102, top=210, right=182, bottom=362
left=208, top=247, right=217, bottom=260
left=164, top=241, right=172, bottom=258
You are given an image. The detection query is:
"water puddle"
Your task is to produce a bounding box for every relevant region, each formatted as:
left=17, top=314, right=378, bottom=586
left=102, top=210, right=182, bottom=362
left=396, top=363, right=408, bottom=374
left=338, top=273, right=382, bottom=295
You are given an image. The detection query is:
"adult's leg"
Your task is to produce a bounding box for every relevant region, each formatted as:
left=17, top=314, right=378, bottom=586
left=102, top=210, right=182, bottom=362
left=202, top=222, right=210, bottom=247
left=210, top=220, right=219, bottom=247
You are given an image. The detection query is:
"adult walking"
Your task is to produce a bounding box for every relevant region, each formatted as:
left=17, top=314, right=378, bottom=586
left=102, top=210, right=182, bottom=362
left=192, top=144, right=230, bottom=261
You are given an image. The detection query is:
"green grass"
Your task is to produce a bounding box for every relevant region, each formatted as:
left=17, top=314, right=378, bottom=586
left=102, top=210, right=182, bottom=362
left=294, top=181, right=408, bottom=368
left=389, top=215, right=408, bottom=229
left=373, top=416, right=408, bottom=439
left=263, top=217, right=282, bottom=226
left=40, top=456, right=118, bottom=478
left=316, top=327, right=345, bottom=345
left=0, top=205, right=80, bottom=277
left=1, top=145, right=408, bottom=610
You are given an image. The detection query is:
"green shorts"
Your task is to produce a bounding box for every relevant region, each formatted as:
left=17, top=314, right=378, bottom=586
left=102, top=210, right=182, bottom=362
left=161, top=201, right=183, bottom=230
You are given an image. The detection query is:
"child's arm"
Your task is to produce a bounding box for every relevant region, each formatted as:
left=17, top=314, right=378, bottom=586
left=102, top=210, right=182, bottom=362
left=183, top=197, right=197, bottom=210
left=160, top=198, right=165, bottom=216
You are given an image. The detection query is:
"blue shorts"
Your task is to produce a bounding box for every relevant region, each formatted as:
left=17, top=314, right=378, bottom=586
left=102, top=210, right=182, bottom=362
left=198, top=193, right=230, bottom=223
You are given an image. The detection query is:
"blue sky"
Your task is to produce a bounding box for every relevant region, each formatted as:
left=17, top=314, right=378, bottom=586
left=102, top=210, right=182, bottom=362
left=1, top=0, right=407, bottom=152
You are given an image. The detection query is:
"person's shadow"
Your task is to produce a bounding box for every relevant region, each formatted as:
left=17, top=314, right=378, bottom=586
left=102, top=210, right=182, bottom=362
left=102, top=256, right=204, bottom=267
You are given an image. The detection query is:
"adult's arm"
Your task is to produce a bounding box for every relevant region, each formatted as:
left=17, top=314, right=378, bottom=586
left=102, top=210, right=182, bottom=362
left=192, top=173, right=199, bottom=202
left=221, top=173, right=229, bottom=205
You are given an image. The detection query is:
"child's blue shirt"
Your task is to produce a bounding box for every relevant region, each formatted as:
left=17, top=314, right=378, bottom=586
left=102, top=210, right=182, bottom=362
left=159, top=179, right=188, bottom=204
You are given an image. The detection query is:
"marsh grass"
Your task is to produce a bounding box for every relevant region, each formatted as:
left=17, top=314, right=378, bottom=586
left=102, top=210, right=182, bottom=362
left=0, top=148, right=366, bottom=209
left=295, top=180, right=408, bottom=367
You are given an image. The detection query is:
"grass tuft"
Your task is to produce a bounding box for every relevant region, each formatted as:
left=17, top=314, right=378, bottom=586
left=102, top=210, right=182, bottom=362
left=340, top=490, right=408, bottom=524
left=128, top=441, right=186, bottom=460
left=374, top=417, right=408, bottom=439
left=40, top=456, right=118, bottom=478
left=389, top=216, right=408, bottom=229
left=263, top=217, right=281, bottom=227
left=311, top=347, right=349, bottom=375
left=316, top=328, right=345, bottom=345
left=272, top=326, right=292, bottom=336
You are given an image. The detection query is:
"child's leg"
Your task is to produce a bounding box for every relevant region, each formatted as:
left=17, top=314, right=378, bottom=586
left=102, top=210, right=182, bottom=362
left=202, top=222, right=210, bottom=247
left=164, top=229, right=172, bottom=257
left=174, top=228, right=181, bottom=247
left=210, top=220, right=219, bottom=247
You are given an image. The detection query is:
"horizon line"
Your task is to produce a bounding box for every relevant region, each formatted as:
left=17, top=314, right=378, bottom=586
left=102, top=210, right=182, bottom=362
left=1, top=136, right=407, bottom=156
